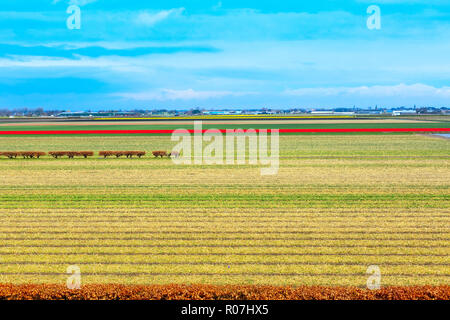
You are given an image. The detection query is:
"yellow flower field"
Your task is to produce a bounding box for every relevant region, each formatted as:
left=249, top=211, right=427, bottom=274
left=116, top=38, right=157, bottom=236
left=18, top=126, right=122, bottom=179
left=0, top=134, right=448, bottom=287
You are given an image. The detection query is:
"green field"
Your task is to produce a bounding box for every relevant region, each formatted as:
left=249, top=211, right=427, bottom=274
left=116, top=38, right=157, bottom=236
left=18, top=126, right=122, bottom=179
left=0, top=134, right=448, bottom=286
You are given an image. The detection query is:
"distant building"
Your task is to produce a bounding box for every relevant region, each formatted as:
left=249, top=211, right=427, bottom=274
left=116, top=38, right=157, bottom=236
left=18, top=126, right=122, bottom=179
left=392, top=110, right=417, bottom=116
left=310, top=111, right=334, bottom=115
left=203, top=110, right=244, bottom=115
left=310, top=111, right=355, bottom=115
left=203, top=111, right=233, bottom=115
left=57, top=111, right=137, bottom=118
left=358, top=110, right=384, bottom=115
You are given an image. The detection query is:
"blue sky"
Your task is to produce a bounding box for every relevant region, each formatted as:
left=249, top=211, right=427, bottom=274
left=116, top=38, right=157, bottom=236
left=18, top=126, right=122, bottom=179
left=0, top=0, right=449, bottom=110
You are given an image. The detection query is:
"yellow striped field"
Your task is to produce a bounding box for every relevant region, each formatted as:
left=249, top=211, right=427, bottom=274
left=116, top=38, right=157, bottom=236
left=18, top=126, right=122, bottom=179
left=0, top=135, right=448, bottom=287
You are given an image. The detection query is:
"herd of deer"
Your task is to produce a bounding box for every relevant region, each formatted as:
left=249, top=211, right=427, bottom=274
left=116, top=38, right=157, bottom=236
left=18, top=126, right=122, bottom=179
left=0, top=151, right=180, bottom=159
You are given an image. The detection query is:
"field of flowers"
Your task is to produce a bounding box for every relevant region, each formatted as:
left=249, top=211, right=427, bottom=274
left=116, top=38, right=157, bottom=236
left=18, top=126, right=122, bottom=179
left=1, top=284, right=449, bottom=300
left=0, top=134, right=448, bottom=292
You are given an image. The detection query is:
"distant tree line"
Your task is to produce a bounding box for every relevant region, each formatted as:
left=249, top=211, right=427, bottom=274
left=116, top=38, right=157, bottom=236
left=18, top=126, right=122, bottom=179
left=0, top=108, right=65, bottom=117
left=0, top=106, right=448, bottom=117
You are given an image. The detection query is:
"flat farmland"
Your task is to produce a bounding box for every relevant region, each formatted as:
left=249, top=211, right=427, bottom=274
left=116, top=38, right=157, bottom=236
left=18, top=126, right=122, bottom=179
left=0, top=135, right=448, bottom=287
left=0, top=121, right=449, bottom=132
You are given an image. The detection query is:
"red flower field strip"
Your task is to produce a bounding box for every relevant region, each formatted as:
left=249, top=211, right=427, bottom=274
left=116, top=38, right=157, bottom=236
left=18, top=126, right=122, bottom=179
left=0, top=128, right=449, bottom=135
left=0, top=284, right=449, bottom=300
left=280, top=128, right=450, bottom=133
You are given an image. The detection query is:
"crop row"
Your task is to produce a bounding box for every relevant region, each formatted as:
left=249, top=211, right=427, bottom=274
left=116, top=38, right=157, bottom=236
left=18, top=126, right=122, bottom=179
left=0, top=238, right=447, bottom=247
left=0, top=284, right=448, bottom=300
left=0, top=262, right=448, bottom=274
left=0, top=193, right=445, bottom=209
left=1, top=253, right=448, bottom=265
left=0, top=246, right=447, bottom=255
left=0, top=151, right=179, bottom=159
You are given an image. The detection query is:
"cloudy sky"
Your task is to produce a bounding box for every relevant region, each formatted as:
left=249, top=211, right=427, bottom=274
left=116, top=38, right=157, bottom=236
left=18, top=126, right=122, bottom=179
left=0, top=0, right=449, bottom=110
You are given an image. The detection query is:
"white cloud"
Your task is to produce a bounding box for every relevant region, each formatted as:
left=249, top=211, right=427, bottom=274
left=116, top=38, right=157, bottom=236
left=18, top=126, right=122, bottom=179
left=0, top=55, right=127, bottom=68
left=52, top=0, right=98, bottom=6
left=0, top=11, right=60, bottom=21
left=357, top=0, right=447, bottom=4
left=135, top=8, right=185, bottom=27
left=115, top=89, right=254, bottom=101
left=213, top=1, right=223, bottom=10
left=285, top=84, right=450, bottom=98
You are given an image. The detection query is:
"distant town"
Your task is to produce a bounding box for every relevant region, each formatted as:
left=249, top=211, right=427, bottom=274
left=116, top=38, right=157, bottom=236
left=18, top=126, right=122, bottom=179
left=0, top=106, right=448, bottom=118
